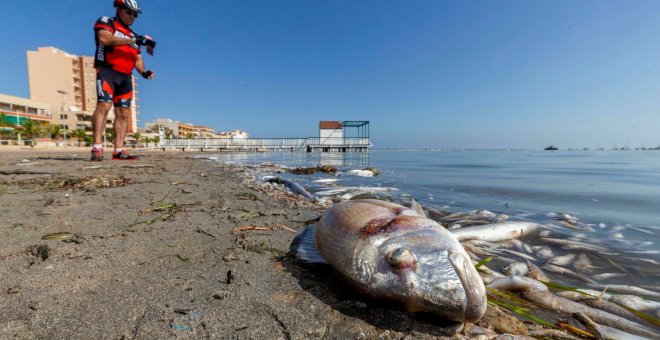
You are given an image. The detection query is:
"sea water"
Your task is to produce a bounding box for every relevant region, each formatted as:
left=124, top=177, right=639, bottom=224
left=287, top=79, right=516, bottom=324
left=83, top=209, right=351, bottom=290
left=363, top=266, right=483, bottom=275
left=208, top=150, right=660, bottom=285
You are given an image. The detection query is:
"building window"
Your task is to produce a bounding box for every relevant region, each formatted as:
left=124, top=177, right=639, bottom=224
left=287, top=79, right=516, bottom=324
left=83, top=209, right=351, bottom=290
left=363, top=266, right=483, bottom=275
left=60, top=114, right=68, bottom=119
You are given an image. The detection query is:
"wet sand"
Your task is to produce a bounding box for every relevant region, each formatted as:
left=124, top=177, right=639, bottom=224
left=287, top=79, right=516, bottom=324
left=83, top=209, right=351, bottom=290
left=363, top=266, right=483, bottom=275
left=0, top=147, right=532, bottom=339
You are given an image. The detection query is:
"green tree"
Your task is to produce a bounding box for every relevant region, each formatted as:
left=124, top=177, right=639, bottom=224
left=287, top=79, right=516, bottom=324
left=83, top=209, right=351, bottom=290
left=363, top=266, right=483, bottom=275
left=0, top=113, right=12, bottom=127
left=71, top=129, right=88, bottom=146
left=185, top=133, right=195, bottom=139
left=19, top=119, right=42, bottom=140
left=105, top=128, right=115, bottom=144
left=130, top=132, right=142, bottom=147
left=48, top=124, right=63, bottom=140
left=153, top=136, right=160, bottom=145
left=164, top=128, right=174, bottom=139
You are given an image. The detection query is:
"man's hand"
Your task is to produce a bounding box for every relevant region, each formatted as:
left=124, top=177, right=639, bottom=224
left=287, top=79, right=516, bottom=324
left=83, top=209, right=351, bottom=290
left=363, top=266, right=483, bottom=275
left=141, top=70, right=155, bottom=79
left=135, top=34, right=156, bottom=47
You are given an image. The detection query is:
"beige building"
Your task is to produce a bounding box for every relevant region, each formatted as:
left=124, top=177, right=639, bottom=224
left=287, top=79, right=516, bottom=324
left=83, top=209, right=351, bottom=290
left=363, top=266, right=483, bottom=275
left=0, top=94, right=52, bottom=125
left=26, top=46, right=139, bottom=133
left=218, top=129, right=249, bottom=139
left=144, top=118, right=220, bottom=138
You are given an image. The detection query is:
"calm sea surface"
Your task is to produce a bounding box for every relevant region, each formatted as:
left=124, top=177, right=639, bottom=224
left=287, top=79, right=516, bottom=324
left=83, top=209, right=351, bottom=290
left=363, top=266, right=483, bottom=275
left=207, top=150, right=660, bottom=284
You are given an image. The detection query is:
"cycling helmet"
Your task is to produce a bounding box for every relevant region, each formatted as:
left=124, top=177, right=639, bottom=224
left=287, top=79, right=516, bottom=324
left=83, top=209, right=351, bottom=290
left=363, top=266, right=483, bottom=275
left=114, top=0, right=141, bottom=14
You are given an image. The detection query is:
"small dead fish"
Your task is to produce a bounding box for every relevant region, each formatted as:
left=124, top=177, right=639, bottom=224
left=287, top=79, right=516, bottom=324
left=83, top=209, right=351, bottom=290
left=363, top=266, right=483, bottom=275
left=297, top=199, right=487, bottom=323
left=541, top=263, right=597, bottom=284
left=525, top=260, right=550, bottom=282
left=495, top=249, right=536, bottom=262
left=450, top=221, right=539, bottom=243
left=533, top=246, right=554, bottom=259
left=540, top=238, right=609, bottom=252
left=592, top=273, right=626, bottom=281
left=41, top=232, right=74, bottom=241
left=574, top=253, right=594, bottom=273
left=586, top=284, right=660, bottom=300
left=547, top=253, right=576, bottom=267
left=267, top=177, right=317, bottom=201
left=504, top=262, right=529, bottom=276
left=547, top=212, right=579, bottom=224
left=313, top=178, right=339, bottom=184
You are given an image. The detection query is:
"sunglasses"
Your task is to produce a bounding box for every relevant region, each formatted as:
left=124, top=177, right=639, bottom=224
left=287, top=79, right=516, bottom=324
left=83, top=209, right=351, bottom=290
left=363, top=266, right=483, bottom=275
left=124, top=9, right=139, bottom=18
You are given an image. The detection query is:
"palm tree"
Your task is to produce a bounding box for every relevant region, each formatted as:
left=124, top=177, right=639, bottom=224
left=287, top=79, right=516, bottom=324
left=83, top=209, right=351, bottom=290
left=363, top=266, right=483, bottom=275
left=185, top=133, right=195, bottom=139
left=19, top=119, right=42, bottom=141
left=130, top=132, right=142, bottom=147
left=71, top=129, right=88, bottom=146
left=153, top=136, right=160, bottom=145
left=0, top=113, right=12, bottom=127
left=0, top=114, right=13, bottom=140
left=164, top=128, right=174, bottom=139
left=48, top=124, right=62, bottom=140
left=143, top=137, right=153, bottom=147
left=105, top=128, right=115, bottom=144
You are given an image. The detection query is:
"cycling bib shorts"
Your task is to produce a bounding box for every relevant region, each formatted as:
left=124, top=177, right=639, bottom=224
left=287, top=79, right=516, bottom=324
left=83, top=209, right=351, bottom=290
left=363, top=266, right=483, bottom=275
left=96, top=67, right=133, bottom=108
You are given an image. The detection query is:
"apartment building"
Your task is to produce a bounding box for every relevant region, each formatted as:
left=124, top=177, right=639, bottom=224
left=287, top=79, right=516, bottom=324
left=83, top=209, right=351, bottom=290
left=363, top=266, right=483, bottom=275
left=0, top=94, right=52, bottom=125
left=26, top=46, right=139, bottom=133
left=144, top=118, right=219, bottom=138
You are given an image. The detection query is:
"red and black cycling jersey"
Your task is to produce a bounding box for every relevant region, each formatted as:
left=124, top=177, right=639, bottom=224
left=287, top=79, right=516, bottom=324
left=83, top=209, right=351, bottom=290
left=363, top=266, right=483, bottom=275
left=94, top=16, right=141, bottom=75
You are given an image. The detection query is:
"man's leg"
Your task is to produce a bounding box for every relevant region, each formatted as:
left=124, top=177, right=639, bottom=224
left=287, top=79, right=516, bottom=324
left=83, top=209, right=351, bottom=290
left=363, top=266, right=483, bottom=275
left=90, top=102, right=112, bottom=161
left=92, top=102, right=113, bottom=145
left=111, top=106, right=139, bottom=160
left=113, top=107, right=130, bottom=149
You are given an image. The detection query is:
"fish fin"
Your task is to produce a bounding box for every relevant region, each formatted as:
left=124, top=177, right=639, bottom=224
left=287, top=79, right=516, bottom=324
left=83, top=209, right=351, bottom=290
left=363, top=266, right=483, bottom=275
left=296, top=224, right=328, bottom=264
left=410, top=198, right=427, bottom=217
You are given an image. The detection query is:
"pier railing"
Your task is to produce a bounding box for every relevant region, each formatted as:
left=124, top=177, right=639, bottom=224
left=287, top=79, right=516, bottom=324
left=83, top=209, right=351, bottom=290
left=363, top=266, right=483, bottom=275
left=159, top=137, right=371, bottom=151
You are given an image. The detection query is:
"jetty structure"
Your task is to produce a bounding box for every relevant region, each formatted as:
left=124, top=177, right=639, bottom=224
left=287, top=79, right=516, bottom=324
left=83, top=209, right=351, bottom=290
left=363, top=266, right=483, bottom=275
left=159, top=120, right=371, bottom=152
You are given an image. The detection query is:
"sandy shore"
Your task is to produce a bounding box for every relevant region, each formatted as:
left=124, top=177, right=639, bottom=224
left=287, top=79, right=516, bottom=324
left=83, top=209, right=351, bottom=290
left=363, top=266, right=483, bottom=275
left=0, top=147, right=529, bottom=339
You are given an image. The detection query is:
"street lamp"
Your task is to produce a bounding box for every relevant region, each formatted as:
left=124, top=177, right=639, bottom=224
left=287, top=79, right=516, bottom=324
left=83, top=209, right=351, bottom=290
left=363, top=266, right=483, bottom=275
left=57, top=90, right=68, bottom=147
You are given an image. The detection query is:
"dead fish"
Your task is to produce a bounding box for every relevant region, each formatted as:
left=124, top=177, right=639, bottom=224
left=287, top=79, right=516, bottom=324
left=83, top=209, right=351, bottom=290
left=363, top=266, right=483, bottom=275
left=586, top=284, right=660, bottom=300
left=504, top=262, right=529, bottom=276
left=267, top=177, right=317, bottom=201
left=41, top=232, right=74, bottom=241
left=525, top=260, right=550, bottom=282
left=532, top=245, right=554, bottom=259
left=592, top=273, right=626, bottom=281
left=313, top=178, right=339, bottom=184
left=546, top=253, right=577, bottom=267
left=541, top=263, right=597, bottom=284
left=574, top=253, right=594, bottom=273
left=495, top=249, right=536, bottom=262
left=450, top=221, right=539, bottom=243
left=547, top=212, right=579, bottom=224
left=297, top=199, right=487, bottom=322
left=540, top=238, right=609, bottom=252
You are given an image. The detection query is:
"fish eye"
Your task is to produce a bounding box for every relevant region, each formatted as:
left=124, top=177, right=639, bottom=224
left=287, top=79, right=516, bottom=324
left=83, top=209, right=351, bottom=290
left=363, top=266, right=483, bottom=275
left=386, top=247, right=417, bottom=270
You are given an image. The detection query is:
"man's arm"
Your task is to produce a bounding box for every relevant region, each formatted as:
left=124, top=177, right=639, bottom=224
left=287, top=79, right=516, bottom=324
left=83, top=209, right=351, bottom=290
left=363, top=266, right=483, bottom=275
left=135, top=54, right=155, bottom=79
left=97, top=29, right=135, bottom=46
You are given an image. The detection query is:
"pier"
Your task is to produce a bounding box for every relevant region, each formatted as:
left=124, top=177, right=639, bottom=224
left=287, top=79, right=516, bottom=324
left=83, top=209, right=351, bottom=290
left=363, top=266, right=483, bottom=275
left=159, top=137, right=371, bottom=152
left=159, top=120, right=372, bottom=152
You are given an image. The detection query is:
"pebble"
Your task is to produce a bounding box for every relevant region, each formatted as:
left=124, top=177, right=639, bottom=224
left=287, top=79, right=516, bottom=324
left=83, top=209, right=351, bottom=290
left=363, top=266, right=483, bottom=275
left=212, top=290, right=232, bottom=299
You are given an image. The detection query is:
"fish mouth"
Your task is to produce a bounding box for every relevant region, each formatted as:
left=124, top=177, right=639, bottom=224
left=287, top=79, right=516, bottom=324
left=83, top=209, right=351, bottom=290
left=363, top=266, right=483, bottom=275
left=449, top=251, right=487, bottom=322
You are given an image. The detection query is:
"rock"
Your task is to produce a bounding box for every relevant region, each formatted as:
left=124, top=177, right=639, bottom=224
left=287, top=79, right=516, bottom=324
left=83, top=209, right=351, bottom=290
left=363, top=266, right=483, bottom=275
left=212, top=290, right=232, bottom=300
left=7, top=285, right=21, bottom=294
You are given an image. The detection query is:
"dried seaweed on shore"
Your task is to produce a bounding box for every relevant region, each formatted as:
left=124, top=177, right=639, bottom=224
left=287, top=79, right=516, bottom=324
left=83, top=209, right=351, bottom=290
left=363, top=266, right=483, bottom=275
left=14, top=175, right=133, bottom=191
left=288, top=165, right=337, bottom=175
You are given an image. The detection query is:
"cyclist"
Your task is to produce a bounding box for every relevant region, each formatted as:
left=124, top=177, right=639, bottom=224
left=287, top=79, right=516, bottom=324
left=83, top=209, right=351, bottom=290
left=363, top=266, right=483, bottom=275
left=90, top=0, right=156, bottom=161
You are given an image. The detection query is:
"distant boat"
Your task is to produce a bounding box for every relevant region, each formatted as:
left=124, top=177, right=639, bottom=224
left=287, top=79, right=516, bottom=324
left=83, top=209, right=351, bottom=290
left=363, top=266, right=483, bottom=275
left=544, top=145, right=559, bottom=151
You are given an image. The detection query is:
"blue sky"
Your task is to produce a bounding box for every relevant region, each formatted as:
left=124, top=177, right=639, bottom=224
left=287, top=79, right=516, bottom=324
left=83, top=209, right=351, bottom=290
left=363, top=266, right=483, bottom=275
left=1, top=1, right=659, bottom=149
